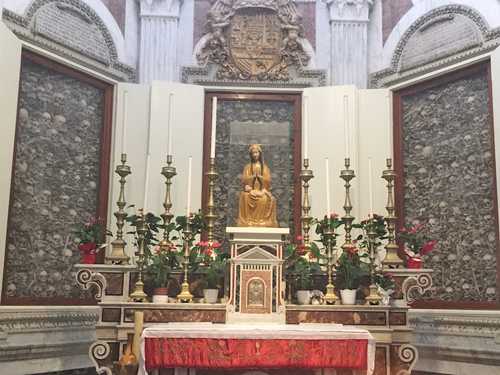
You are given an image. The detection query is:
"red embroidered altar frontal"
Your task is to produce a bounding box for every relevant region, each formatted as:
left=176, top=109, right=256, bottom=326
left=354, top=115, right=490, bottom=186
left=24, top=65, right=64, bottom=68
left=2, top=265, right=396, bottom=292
left=144, top=337, right=368, bottom=370
left=141, top=324, right=375, bottom=374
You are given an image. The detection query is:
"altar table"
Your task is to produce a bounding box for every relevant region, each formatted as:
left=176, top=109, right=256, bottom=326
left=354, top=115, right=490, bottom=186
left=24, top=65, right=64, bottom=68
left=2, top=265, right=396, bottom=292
left=140, top=323, right=375, bottom=375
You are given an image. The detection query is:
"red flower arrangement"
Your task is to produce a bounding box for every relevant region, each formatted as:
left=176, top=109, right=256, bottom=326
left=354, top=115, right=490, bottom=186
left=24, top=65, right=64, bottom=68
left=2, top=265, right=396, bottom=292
left=74, top=216, right=111, bottom=264
left=398, top=223, right=437, bottom=269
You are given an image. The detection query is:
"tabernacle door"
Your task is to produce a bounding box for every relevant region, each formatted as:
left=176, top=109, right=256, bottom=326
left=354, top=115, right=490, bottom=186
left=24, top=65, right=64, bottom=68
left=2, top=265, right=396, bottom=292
left=0, top=22, right=21, bottom=302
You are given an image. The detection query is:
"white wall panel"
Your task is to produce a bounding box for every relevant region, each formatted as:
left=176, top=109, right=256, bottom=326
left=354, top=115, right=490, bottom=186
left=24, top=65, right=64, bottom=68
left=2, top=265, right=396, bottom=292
left=0, top=22, right=21, bottom=301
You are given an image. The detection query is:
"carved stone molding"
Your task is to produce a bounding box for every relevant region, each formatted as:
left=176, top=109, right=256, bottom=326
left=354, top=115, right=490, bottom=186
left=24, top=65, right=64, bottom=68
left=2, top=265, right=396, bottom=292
left=185, top=0, right=325, bottom=86
left=2, top=0, right=135, bottom=81
left=324, top=0, right=373, bottom=21
left=402, top=272, right=432, bottom=304
left=139, top=0, right=182, bottom=19
left=89, top=341, right=112, bottom=375
left=76, top=268, right=107, bottom=301
left=371, top=5, right=500, bottom=88
left=396, top=344, right=418, bottom=375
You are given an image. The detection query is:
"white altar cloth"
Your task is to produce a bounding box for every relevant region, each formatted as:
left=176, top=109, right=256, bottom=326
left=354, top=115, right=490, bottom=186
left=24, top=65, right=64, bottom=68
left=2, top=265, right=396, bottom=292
left=140, top=323, right=375, bottom=375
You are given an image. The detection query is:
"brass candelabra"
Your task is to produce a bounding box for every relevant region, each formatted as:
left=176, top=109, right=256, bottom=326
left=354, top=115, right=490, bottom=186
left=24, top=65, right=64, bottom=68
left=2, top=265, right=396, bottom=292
left=382, top=158, right=404, bottom=267
left=106, top=153, right=131, bottom=264
left=300, top=158, right=314, bottom=250
left=340, top=158, right=356, bottom=255
left=159, top=155, right=176, bottom=250
left=129, top=209, right=148, bottom=302
left=205, top=157, right=218, bottom=243
left=365, top=218, right=382, bottom=305
left=177, top=217, right=194, bottom=303
left=323, top=219, right=338, bottom=304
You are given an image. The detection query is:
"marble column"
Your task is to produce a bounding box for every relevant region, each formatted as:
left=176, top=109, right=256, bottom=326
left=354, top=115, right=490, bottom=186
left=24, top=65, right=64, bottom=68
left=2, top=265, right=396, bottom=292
left=139, top=0, right=183, bottom=83
left=325, top=0, right=373, bottom=88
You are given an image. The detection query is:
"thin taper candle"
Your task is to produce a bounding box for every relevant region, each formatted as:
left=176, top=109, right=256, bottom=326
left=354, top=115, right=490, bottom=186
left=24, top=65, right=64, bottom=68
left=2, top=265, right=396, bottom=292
left=344, top=95, right=349, bottom=159
left=211, top=97, right=217, bottom=158
left=167, top=93, right=174, bottom=156
left=303, top=95, right=308, bottom=160
left=143, top=154, right=151, bottom=212
left=121, top=90, right=128, bottom=153
left=325, top=158, right=331, bottom=215
left=186, top=156, right=192, bottom=216
left=368, top=157, right=374, bottom=217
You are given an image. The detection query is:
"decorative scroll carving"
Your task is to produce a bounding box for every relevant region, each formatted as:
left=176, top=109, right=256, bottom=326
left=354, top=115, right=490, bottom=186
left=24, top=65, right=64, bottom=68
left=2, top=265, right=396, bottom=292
left=396, top=344, right=418, bottom=375
left=402, top=272, right=432, bottom=304
left=76, top=268, right=107, bottom=300
left=196, top=0, right=310, bottom=82
left=89, top=340, right=113, bottom=375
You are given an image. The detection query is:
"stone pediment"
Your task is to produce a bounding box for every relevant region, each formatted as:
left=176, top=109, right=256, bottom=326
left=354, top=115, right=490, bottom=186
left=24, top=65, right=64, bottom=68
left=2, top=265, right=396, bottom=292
left=237, top=246, right=277, bottom=261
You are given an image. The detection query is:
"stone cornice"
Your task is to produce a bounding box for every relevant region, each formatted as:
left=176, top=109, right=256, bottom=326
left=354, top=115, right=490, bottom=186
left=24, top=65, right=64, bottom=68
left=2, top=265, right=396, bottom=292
left=139, top=0, right=183, bottom=19
left=324, top=0, right=373, bottom=22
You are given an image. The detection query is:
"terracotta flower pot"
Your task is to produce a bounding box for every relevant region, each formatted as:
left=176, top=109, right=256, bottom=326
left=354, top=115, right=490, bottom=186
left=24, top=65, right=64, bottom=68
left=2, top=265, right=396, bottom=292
left=407, top=258, right=423, bottom=269
left=152, top=287, right=169, bottom=303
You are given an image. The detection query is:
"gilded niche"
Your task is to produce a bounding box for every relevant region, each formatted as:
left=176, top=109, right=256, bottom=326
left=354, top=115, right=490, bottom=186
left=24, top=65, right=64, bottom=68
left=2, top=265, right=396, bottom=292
left=196, top=0, right=310, bottom=81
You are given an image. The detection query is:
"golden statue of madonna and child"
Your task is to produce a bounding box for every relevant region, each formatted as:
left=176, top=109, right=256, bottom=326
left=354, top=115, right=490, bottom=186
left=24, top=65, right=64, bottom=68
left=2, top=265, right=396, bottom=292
left=237, top=144, right=278, bottom=228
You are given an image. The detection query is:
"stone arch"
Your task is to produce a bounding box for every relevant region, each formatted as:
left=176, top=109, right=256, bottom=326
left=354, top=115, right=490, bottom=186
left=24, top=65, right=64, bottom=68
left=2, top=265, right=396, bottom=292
left=2, top=0, right=134, bottom=80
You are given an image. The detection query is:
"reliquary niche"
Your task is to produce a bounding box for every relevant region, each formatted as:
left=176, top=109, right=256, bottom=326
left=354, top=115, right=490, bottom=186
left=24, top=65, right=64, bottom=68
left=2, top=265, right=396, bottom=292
left=196, top=0, right=311, bottom=81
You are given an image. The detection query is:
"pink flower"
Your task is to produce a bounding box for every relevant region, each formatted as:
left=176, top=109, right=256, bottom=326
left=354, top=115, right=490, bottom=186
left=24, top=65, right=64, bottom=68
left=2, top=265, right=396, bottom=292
left=211, top=241, right=221, bottom=249
left=296, top=235, right=303, bottom=243
left=330, top=213, right=339, bottom=219
left=421, top=240, right=437, bottom=255
left=196, top=241, right=209, bottom=248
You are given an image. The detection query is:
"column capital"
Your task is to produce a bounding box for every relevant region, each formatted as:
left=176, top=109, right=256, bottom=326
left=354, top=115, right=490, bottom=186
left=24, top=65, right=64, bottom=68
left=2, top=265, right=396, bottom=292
left=139, top=0, right=183, bottom=19
left=324, top=0, right=373, bottom=22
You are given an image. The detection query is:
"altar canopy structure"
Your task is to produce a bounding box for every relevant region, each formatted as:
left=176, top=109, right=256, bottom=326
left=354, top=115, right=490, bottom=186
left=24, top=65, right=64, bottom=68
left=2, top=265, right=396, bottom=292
left=140, top=323, right=375, bottom=375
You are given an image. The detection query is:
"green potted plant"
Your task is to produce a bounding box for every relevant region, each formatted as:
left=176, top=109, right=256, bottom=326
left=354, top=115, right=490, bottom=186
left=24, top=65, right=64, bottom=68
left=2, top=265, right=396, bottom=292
left=74, top=216, right=112, bottom=264
left=336, top=247, right=368, bottom=305
left=398, top=223, right=437, bottom=269
left=146, top=243, right=181, bottom=303
left=196, top=240, right=226, bottom=303
left=284, top=236, right=322, bottom=305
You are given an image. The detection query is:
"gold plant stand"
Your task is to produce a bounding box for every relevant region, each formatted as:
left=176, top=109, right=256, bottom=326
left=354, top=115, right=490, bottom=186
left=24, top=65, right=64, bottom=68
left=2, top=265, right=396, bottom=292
left=177, top=217, right=193, bottom=303
left=129, top=209, right=148, bottom=302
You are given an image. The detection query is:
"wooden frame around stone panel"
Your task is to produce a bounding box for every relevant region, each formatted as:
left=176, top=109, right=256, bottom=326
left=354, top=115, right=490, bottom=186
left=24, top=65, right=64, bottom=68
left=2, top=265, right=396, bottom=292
left=1, top=50, right=114, bottom=306
left=201, top=92, right=302, bottom=237
left=393, top=60, right=500, bottom=309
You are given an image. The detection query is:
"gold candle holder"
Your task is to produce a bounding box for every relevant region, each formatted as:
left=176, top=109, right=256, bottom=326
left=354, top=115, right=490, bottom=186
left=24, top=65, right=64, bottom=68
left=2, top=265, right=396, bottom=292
left=177, top=216, right=193, bottom=303
left=300, top=158, right=314, bottom=250
left=365, top=218, right=382, bottom=305
left=340, top=158, right=356, bottom=255
left=205, top=157, right=218, bottom=243
left=106, top=153, right=131, bottom=264
left=382, top=158, right=404, bottom=267
left=323, top=219, right=338, bottom=304
left=159, top=155, right=176, bottom=250
left=129, top=209, right=148, bottom=302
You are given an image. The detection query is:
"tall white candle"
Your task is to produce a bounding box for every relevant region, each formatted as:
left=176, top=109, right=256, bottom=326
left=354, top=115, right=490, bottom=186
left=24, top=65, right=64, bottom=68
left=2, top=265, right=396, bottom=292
left=388, top=92, right=393, bottom=159
left=121, top=90, right=128, bottom=153
left=368, top=157, right=374, bottom=217
left=303, top=95, right=308, bottom=160
left=325, top=158, right=331, bottom=215
left=167, top=93, right=174, bottom=156
left=186, top=156, right=192, bottom=216
left=143, top=154, right=151, bottom=212
left=343, top=95, right=350, bottom=159
left=211, top=97, right=217, bottom=158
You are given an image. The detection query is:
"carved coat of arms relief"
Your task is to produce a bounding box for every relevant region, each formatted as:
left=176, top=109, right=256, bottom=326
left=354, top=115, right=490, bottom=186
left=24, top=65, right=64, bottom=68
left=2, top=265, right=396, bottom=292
left=196, top=0, right=310, bottom=81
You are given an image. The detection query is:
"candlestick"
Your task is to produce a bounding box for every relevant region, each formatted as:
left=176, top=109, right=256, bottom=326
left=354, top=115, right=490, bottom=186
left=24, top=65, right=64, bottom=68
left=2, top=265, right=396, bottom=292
left=303, top=95, right=308, bottom=160
left=325, top=158, right=331, bottom=215
left=186, top=156, right=192, bottom=216
left=106, top=153, right=131, bottom=264
left=121, top=90, right=128, bottom=154
left=159, top=155, right=177, bottom=250
left=167, top=93, right=173, bottom=156
left=365, top=218, right=382, bottom=305
left=368, top=157, right=374, bottom=217
left=143, top=154, right=151, bottom=212
left=340, top=158, right=356, bottom=255
left=344, top=95, right=349, bottom=159
left=129, top=209, right=148, bottom=302
left=211, top=97, right=217, bottom=158
left=301, top=158, right=314, bottom=250
left=382, top=158, right=404, bottom=267
left=205, top=157, right=218, bottom=243
left=177, top=216, right=194, bottom=303
left=323, top=222, right=338, bottom=305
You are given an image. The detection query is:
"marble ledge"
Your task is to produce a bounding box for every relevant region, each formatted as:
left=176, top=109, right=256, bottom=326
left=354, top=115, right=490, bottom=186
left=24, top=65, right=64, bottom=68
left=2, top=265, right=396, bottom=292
left=99, top=302, right=227, bottom=310
left=286, top=304, right=407, bottom=311
left=74, top=263, right=137, bottom=272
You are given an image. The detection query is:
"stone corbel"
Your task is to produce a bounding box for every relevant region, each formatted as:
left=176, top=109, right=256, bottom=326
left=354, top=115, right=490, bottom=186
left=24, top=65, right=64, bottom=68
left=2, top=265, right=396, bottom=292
left=324, top=0, right=373, bottom=21
left=76, top=268, right=107, bottom=301
left=89, top=341, right=112, bottom=375
left=402, top=272, right=433, bottom=304
left=396, top=344, right=419, bottom=375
